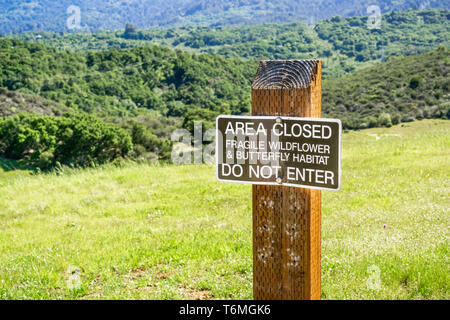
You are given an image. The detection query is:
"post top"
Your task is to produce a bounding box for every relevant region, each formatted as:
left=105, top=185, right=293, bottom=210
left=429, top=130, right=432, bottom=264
left=252, top=60, right=321, bottom=90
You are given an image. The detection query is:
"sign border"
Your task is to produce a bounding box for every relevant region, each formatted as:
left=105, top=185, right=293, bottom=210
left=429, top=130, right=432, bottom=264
left=215, top=115, right=342, bottom=192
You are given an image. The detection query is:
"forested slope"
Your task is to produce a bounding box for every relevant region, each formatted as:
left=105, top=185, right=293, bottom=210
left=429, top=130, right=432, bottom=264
left=0, top=0, right=448, bottom=33
left=0, top=38, right=256, bottom=118
left=1, top=39, right=448, bottom=130
left=16, top=9, right=449, bottom=77
left=324, top=47, right=449, bottom=129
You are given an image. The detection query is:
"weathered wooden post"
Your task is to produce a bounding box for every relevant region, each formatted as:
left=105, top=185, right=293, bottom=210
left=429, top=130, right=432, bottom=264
left=251, top=60, right=322, bottom=300
left=216, top=59, right=341, bottom=300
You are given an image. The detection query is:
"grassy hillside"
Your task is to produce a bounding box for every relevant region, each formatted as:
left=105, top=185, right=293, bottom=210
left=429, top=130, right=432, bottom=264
left=0, top=120, right=448, bottom=299
left=17, top=9, right=450, bottom=77
left=0, top=1, right=448, bottom=33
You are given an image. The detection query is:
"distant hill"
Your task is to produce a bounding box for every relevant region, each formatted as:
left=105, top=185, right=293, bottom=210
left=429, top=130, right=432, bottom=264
left=324, top=47, right=449, bottom=129
left=0, top=39, right=448, bottom=130
left=0, top=0, right=448, bottom=33
left=15, top=9, right=450, bottom=77
left=0, top=38, right=257, bottom=120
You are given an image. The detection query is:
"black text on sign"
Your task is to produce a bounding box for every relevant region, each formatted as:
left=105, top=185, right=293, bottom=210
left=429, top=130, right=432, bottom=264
left=216, top=116, right=342, bottom=191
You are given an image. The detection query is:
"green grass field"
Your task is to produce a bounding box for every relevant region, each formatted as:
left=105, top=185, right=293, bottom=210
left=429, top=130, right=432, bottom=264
left=0, top=120, right=448, bottom=300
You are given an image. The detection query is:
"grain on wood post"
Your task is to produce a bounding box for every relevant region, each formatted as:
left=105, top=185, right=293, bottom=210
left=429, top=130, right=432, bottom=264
left=251, top=60, right=322, bottom=300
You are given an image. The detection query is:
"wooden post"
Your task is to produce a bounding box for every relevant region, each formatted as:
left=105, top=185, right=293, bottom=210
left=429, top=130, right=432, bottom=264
left=251, top=60, right=322, bottom=300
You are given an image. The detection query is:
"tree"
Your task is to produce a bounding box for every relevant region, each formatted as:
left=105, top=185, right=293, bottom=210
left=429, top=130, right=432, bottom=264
left=0, top=113, right=133, bottom=169
left=409, top=76, right=421, bottom=89
left=378, top=113, right=393, bottom=127
left=123, top=23, right=138, bottom=39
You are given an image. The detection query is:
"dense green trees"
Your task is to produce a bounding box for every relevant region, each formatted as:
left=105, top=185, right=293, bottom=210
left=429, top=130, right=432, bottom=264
left=0, top=1, right=448, bottom=33
left=0, top=38, right=256, bottom=119
left=0, top=113, right=132, bottom=169
left=0, top=38, right=448, bottom=136
left=17, top=9, right=449, bottom=78
left=115, top=118, right=174, bottom=162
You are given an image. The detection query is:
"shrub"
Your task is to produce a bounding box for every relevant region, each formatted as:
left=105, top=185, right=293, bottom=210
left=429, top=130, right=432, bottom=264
left=436, top=102, right=450, bottom=119
left=367, top=116, right=378, bottom=128
left=131, top=123, right=160, bottom=152
left=409, top=76, right=421, bottom=89
left=378, top=113, right=393, bottom=127
left=0, top=113, right=133, bottom=169
left=391, top=113, right=401, bottom=125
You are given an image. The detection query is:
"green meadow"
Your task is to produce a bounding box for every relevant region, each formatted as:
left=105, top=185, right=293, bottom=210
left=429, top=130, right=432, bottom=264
left=0, top=119, right=448, bottom=300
